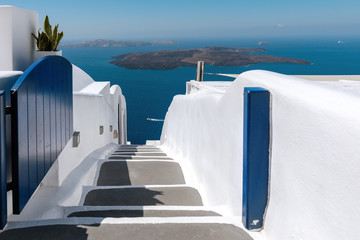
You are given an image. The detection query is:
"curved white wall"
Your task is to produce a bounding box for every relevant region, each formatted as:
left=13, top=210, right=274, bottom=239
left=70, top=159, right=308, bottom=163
left=14, top=64, right=127, bottom=221
left=72, top=64, right=95, bottom=91
left=31, top=65, right=125, bottom=186
left=110, top=85, right=127, bottom=144
left=54, top=65, right=126, bottom=186
left=161, top=70, right=360, bottom=239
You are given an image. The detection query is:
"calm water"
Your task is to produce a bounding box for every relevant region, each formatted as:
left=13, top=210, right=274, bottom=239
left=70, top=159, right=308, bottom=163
left=62, top=37, right=360, bottom=144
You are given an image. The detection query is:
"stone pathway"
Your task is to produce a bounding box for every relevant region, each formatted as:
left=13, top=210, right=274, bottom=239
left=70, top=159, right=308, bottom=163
left=0, top=145, right=253, bottom=240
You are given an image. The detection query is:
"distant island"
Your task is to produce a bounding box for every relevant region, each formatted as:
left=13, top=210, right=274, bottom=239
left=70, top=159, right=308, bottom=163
left=61, top=39, right=177, bottom=48
left=110, top=46, right=311, bottom=70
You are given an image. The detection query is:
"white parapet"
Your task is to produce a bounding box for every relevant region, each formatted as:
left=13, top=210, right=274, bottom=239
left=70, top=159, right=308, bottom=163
left=0, top=6, right=38, bottom=71
left=72, top=64, right=95, bottom=91
left=161, top=70, right=360, bottom=240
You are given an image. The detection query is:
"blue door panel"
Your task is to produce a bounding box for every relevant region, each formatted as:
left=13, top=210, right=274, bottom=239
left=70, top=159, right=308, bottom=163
left=242, top=87, right=270, bottom=230
left=11, top=56, right=73, bottom=213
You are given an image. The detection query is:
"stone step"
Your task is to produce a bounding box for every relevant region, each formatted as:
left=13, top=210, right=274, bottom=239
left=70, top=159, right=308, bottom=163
left=108, top=155, right=173, bottom=160
left=83, top=186, right=203, bottom=206
left=63, top=206, right=217, bottom=217
left=111, top=152, right=168, bottom=156
left=0, top=223, right=253, bottom=240
left=118, top=145, right=159, bottom=149
left=67, top=209, right=220, bottom=218
left=97, top=161, right=185, bottom=186
left=115, top=148, right=164, bottom=153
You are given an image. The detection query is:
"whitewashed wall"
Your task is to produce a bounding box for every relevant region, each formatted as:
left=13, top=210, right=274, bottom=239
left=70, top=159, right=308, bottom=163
left=42, top=65, right=125, bottom=187
left=161, top=70, right=360, bottom=240
left=0, top=6, right=37, bottom=71
left=11, top=65, right=126, bottom=220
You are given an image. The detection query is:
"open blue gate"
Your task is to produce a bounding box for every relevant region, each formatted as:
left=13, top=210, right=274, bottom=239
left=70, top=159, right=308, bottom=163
left=11, top=56, right=73, bottom=214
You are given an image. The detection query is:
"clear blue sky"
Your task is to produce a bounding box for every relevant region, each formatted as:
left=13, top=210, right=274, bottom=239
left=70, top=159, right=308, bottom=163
left=3, top=0, right=360, bottom=41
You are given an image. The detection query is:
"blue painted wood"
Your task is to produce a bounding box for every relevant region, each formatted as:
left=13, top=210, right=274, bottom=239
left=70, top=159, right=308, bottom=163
left=54, top=66, right=60, bottom=152
left=27, top=71, right=38, bottom=196
left=43, top=73, right=51, bottom=172
left=242, top=87, right=270, bottom=230
left=11, top=82, right=30, bottom=213
left=0, top=91, right=7, bottom=229
left=11, top=56, right=73, bottom=214
left=60, top=69, right=66, bottom=150
left=36, top=69, right=45, bottom=182
left=49, top=75, right=57, bottom=165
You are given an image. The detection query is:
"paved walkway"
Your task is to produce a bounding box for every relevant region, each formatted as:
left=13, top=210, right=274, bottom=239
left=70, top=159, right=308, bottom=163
left=0, top=145, right=253, bottom=240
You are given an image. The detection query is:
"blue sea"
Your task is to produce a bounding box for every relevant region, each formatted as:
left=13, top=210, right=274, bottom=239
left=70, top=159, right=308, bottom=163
left=62, top=37, right=360, bottom=144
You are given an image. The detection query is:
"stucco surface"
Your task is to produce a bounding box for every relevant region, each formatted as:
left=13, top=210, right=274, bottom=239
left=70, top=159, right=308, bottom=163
left=161, top=70, right=360, bottom=239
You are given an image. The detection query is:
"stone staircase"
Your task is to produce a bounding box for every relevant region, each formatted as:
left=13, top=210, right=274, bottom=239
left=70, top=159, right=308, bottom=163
left=0, top=145, right=253, bottom=240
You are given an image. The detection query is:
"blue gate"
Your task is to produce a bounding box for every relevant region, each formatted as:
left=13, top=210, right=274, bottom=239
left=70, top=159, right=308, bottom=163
left=11, top=56, right=73, bottom=214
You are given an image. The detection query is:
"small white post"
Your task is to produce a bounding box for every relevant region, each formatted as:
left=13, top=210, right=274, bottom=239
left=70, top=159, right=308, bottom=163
left=196, top=61, right=204, bottom=82
left=186, top=82, right=190, bottom=94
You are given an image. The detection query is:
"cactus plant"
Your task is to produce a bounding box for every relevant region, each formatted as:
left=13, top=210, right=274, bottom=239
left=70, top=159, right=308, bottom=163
left=32, top=15, right=64, bottom=51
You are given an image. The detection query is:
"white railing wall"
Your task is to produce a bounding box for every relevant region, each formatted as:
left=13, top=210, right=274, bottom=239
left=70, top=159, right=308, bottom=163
left=160, top=70, right=360, bottom=240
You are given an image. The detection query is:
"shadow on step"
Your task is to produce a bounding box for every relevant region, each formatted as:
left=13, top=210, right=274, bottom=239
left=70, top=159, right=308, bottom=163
left=97, top=161, right=185, bottom=186
left=68, top=209, right=221, bottom=218
left=97, top=161, right=131, bottom=186
left=0, top=224, right=98, bottom=240
left=84, top=187, right=203, bottom=206
left=84, top=188, right=165, bottom=206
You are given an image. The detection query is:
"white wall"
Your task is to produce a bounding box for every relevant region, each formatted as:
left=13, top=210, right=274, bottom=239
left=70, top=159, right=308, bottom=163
left=72, top=65, right=94, bottom=91
left=110, top=85, right=127, bottom=144
left=43, top=65, right=125, bottom=186
left=161, top=70, right=360, bottom=239
left=12, top=65, right=126, bottom=220
left=0, top=7, right=12, bottom=71
left=160, top=84, right=244, bottom=217
left=0, top=6, right=38, bottom=71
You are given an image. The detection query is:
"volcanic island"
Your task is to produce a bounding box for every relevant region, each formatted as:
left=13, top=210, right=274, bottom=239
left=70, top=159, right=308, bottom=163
left=110, top=46, right=311, bottom=70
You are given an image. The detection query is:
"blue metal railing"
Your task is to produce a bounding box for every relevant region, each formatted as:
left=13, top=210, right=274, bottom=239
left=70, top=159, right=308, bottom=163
left=11, top=56, right=73, bottom=214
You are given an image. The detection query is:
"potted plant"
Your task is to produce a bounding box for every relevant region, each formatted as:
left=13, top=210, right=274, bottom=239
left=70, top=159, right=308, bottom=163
left=32, top=15, right=64, bottom=61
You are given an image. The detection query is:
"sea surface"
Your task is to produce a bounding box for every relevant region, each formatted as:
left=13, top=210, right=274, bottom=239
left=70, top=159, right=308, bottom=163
left=62, top=37, right=360, bottom=144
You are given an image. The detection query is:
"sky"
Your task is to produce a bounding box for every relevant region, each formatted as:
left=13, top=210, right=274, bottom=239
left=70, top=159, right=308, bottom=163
left=2, top=0, right=360, bottom=41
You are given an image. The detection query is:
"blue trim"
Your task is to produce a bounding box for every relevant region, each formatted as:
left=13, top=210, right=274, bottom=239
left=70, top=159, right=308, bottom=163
left=242, top=87, right=270, bottom=230
left=11, top=57, right=45, bottom=91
